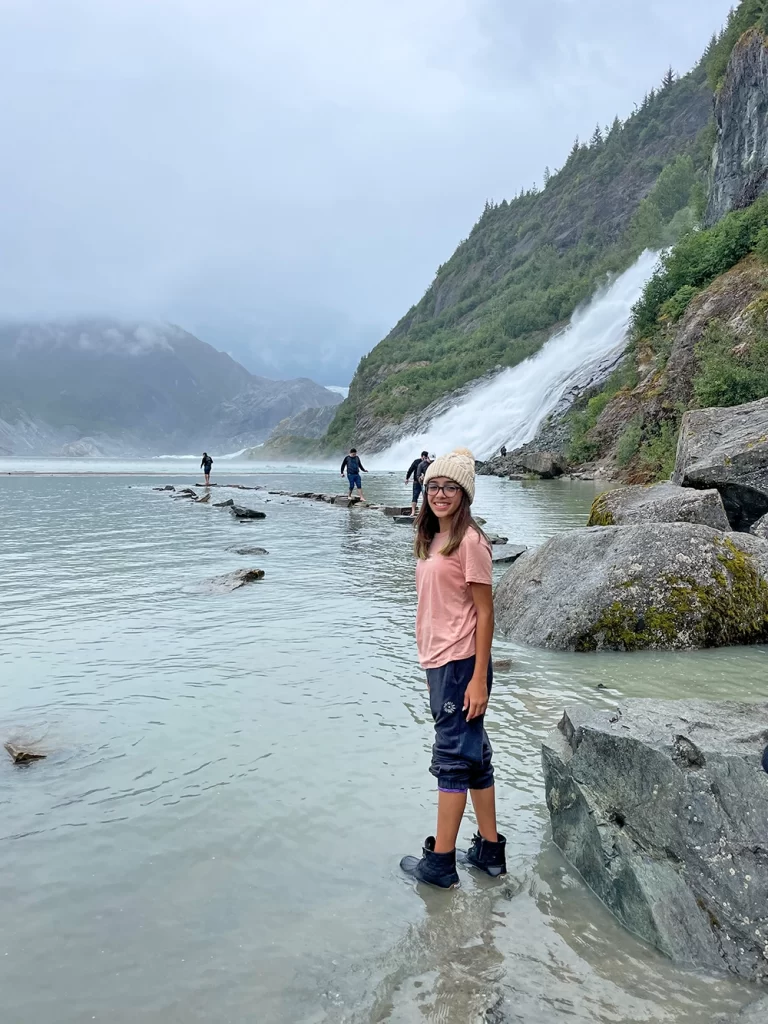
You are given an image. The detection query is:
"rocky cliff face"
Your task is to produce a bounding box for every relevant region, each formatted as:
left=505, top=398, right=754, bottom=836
left=707, top=29, right=768, bottom=226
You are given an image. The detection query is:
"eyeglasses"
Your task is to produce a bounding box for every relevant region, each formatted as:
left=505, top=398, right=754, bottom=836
left=426, top=482, right=461, bottom=497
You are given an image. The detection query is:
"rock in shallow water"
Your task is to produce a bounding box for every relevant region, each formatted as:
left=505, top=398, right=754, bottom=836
left=229, top=546, right=268, bottom=556
left=543, top=699, right=768, bottom=980
left=494, top=523, right=768, bottom=651
left=205, top=568, right=265, bottom=592
left=229, top=505, right=266, bottom=519
left=588, top=482, right=730, bottom=531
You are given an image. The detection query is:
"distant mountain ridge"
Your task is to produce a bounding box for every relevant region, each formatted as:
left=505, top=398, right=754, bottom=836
left=0, top=319, right=341, bottom=456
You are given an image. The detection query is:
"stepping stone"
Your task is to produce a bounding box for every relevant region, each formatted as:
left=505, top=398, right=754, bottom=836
left=492, top=544, right=528, bottom=565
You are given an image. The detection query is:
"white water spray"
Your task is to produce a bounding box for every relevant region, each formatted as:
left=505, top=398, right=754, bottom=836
left=376, top=250, right=659, bottom=468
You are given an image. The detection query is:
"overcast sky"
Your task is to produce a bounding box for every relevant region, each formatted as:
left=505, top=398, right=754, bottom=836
left=0, top=0, right=730, bottom=384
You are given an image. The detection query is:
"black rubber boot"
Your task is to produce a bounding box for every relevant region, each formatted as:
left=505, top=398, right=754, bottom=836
left=457, top=832, right=507, bottom=877
left=400, top=836, right=460, bottom=888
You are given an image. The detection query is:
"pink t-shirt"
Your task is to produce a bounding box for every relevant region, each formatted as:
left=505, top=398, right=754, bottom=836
left=415, top=527, right=493, bottom=670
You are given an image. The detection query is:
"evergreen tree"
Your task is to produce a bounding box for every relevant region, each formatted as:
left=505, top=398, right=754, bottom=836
left=543, top=166, right=551, bottom=187
left=662, top=66, right=676, bottom=89
left=591, top=124, right=603, bottom=146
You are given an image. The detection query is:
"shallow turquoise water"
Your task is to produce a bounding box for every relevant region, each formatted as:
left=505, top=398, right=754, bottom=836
left=1, top=462, right=765, bottom=1023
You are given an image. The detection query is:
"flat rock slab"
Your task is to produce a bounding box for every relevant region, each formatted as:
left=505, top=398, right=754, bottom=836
left=204, top=568, right=265, bottom=592
left=229, top=505, right=266, bottom=519
left=673, top=397, right=768, bottom=531
left=491, top=544, right=528, bottom=565
left=213, top=498, right=235, bottom=508
left=495, top=523, right=768, bottom=651
left=543, top=699, right=768, bottom=980
left=195, top=493, right=211, bottom=503
left=332, top=495, right=361, bottom=507
left=588, top=482, right=730, bottom=531
left=383, top=506, right=413, bottom=517
left=392, top=515, right=416, bottom=525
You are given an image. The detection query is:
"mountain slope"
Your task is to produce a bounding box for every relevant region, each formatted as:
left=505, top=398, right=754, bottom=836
left=0, top=319, right=340, bottom=455
left=328, top=47, right=715, bottom=451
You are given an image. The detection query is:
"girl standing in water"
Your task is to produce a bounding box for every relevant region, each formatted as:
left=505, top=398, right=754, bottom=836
left=400, top=448, right=506, bottom=888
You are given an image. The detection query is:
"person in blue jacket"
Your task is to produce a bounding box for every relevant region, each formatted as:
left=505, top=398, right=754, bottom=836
left=340, top=448, right=368, bottom=501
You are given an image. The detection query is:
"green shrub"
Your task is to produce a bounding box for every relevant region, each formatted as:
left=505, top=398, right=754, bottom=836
left=693, top=320, right=768, bottom=407
left=638, top=420, right=680, bottom=479
left=659, top=284, right=699, bottom=322
left=631, top=194, right=768, bottom=336
left=615, top=418, right=644, bottom=467
left=754, top=225, right=768, bottom=263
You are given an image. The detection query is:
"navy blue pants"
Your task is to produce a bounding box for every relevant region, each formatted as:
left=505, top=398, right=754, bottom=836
left=412, top=480, right=422, bottom=503
left=426, top=655, right=494, bottom=793
left=348, top=473, right=362, bottom=491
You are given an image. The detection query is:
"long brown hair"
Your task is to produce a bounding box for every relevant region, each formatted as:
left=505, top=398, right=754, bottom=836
left=414, top=488, right=487, bottom=559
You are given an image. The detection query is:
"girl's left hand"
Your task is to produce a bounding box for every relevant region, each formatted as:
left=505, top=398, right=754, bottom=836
left=464, top=675, right=489, bottom=720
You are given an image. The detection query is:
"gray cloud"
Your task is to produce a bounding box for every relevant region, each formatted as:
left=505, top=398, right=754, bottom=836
left=0, top=0, right=730, bottom=382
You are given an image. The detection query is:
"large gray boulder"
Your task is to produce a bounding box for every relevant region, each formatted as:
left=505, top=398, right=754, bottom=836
left=672, top=397, right=768, bottom=532
left=229, top=505, right=266, bottom=519
left=494, top=523, right=768, bottom=651
left=751, top=514, right=768, bottom=541
left=519, top=451, right=566, bottom=478
left=543, top=700, right=768, bottom=980
left=587, top=482, right=730, bottom=531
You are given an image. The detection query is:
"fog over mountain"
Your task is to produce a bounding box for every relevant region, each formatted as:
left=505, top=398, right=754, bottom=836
left=0, top=320, right=340, bottom=456
left=0, top=0, right=729, bottom=383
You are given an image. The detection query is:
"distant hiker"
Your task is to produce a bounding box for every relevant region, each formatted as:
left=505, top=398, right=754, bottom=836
left=201, top=452, right=213, bottom=485
left=405, top=450, right=430, bottom=516
left=500, top=446, right=507, bottom=457
left=340, top=448, right=368, bottom=501
left=400, top=447, right=505, bottom=888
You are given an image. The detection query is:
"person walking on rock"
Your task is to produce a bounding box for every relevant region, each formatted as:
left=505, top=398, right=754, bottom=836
left=201, top=452, right=213, bottom=486
left=400, top=447, right=505, bottom=888
left=405, top=450, right=430, bottom=517
left=340, top=447, right=368, bottom=501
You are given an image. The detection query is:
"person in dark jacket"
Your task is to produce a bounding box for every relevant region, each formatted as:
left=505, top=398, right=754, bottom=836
left=201, top=452, right=213, bottom=485
left=340, top=448, right=368, bottom=500
left=406, top=450, right=430, bottom=516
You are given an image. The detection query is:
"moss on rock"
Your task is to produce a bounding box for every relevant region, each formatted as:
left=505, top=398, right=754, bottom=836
left=587, top=492, right=615, bottom=526
left=574, top=537, right=768, bottom=651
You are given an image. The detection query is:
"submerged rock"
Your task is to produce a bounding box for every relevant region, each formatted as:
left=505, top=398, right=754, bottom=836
left=543, top=700, right=768, bottom=980
left=485, top=533, right=509, bottom=546
left=173, top=488, right=198, bottom=499
left=383, top=506, right=413, bottom=517
left=229, top=546, right=269, bottom=556
left=672, top=397, right=768, bottom=531
left=587, top=482, right=730, bottom=530
left=195, top=493, right=211, bottom=504
left=229, top=505, right=266, bottom=519
left=205, top=568, right=265, bottom=592
left=724, top=996, right=768, bottom=1023
left=153, top=484, right=175, bottom=491
left=213, top=498, right=235, bottom=508
left=4, top=741, right=46, bottom=764
left=494, top=523, right=768, bottom=651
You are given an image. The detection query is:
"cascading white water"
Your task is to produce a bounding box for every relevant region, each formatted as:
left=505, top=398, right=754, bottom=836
left=376, top=249, right=659, bottom=468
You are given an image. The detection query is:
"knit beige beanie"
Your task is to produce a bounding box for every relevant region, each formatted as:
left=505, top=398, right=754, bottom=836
left=423, top=447, right=476, bottom=504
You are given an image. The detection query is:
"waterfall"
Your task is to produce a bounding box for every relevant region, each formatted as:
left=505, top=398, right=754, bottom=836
left=375, top=250, right=659, bottom=468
